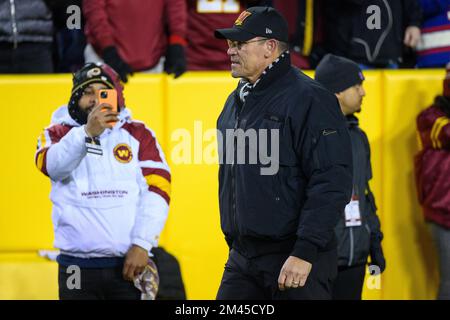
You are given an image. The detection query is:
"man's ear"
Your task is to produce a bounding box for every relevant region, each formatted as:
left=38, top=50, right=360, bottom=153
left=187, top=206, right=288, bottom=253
left=335, top=92, right=345, bottom=106
left=265, top=39, right=277, bottom=58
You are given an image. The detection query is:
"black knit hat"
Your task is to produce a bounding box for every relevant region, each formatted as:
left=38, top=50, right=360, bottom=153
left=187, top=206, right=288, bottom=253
left=314, top=54, right=365, bottom=93
left=214, top=6, right=288, bottom=42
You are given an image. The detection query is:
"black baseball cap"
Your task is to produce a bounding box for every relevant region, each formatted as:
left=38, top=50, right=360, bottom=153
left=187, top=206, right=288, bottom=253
left=214, top=6, right=289, bottom=42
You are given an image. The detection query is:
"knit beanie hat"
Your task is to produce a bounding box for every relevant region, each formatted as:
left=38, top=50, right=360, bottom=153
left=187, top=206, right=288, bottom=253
left=315, top=54, right=365, bottom=93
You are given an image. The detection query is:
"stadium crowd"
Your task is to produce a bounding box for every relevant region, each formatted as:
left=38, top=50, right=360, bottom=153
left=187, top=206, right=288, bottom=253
left=0, top=0, right=449, bottom=77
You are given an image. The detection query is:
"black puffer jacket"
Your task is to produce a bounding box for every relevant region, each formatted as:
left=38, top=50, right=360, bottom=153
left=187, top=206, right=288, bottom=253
left=335, top=115, right=383, bottom=267
left=217, top=53, right=353, bottom=264
left=0, top=0, right=53, bottom=45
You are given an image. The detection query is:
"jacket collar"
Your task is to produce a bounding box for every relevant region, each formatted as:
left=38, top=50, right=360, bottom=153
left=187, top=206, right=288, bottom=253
left=346, top=114, right=359, bottom=127
left=252, top=50, right=292, bottom=93
left=235, top=51, right=292, bottom=100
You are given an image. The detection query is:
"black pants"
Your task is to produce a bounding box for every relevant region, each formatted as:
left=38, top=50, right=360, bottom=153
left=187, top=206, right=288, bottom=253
left=58, top=264, right=141, bottom=300
left=216, top=248, right=338, bottom=300
left=332, top=264, right=366, bottom=300
left=0, top=42, right=53, bottom=73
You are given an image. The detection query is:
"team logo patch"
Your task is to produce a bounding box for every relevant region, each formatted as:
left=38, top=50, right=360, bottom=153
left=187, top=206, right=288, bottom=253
left=86, top=67, right=101, bottom=78
left=113, top=144, right=133, bottom=163
left=235, top=11, right=251, bottom=26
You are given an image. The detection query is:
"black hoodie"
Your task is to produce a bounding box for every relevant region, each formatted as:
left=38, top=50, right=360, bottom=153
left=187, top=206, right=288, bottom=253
left=323, top=0, right=422, bottom=66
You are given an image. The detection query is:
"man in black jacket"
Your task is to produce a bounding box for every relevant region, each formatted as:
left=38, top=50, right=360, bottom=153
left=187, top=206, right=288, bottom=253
left=315, top=54, right=385, bottom=300
left=214, top=6, right=353, bottom=300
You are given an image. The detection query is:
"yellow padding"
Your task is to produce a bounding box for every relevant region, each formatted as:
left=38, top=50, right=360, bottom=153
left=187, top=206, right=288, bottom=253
left=302, top=0, right=314, bottom=56
left=0, top=254, right=58, bottom=300
left=145, top=174, right=171, bottom=197
left=0, top=71, right=446, bottom=299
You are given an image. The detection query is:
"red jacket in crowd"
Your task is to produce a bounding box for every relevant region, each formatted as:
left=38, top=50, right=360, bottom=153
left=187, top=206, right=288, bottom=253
left=83, top=0, right=187, bottom=71
left=415, top=102, right=450, bottom=228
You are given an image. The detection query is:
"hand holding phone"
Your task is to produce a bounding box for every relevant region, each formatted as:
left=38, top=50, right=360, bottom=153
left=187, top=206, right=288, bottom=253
left=85, top=89, right=119, bottom=137
left=97, top=89, right=118, bottom=126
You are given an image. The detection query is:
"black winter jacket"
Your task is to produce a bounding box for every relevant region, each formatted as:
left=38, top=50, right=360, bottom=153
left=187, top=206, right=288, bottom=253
left=324, top=0, right=422, bottom=66
left=217, top=54, right=353, bottom=264
left=335, top=115, right=383, bottom=267
left=0, top=0, right=53, bottom=46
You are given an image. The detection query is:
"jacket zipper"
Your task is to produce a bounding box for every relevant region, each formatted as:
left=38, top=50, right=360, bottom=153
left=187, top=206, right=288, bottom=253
left=348, top=227, right=354, bottom=266
left=9, top=0, right=18, bottom=49
left=231, top=103, right=245, bottom=246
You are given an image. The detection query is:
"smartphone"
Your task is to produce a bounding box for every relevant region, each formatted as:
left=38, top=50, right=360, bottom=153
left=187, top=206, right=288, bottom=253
left=97, top=89, right=118, bottom=126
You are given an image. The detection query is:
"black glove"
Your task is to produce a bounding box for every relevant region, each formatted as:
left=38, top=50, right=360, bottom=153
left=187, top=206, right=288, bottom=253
left=369, top=243, right=386, bottom=275
left=164, top=44, right=186, bottom=79
left=103, top=46, right=133, bottom=83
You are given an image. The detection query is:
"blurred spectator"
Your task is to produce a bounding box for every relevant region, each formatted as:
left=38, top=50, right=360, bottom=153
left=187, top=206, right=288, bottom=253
left=274, top=0, right=326, bottom=69
left=46, top=0, right=86, bottom=73
left=0, top=0, right=54, bottom=73
left=323, top=0, right=422, bottom=69
left=416, top=0, right=450, bottom=67
left=186, top=0, right=272, bottom=71
left=415, top=64, right=450, bottom=300
left=83, top=0, right=187, bottom=82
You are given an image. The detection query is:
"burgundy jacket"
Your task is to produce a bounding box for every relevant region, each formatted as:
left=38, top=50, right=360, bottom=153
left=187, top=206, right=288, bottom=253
left=415, top=103, right=450, bottom=228
left=83, top=0, right=187, bottom=71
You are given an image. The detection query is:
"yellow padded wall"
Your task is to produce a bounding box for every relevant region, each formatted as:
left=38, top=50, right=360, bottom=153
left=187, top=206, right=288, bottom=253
left=357, top=71, right=384, bottom=300
left=380, top=70, right=443, bottom=299
left=0, top=254, right=58, bottom=300
left=163, top=72, right=238, bottom=299
left=0, top=75, right=70, bottom=251
left=0, top=70, right=445, bottom=300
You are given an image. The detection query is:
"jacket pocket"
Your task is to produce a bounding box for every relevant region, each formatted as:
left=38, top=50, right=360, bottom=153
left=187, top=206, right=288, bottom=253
left=335, top=216, right=350, bottom=266
left=261, top=113, right=284, bottom=130
left=273, top=165, right=301, bottom=212
left=352, top=224, right=371, bottom=266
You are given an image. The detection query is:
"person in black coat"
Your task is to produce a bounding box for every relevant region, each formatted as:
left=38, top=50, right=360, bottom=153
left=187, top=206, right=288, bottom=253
left=214, top=7, right=353, bottom=300
left=0, top=0, right=54, bottom=73
left=315, top=54, right=385, bottom=300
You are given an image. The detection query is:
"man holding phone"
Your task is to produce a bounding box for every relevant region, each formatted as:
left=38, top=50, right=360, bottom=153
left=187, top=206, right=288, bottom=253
left=35, top=63, right=171, bottom=299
